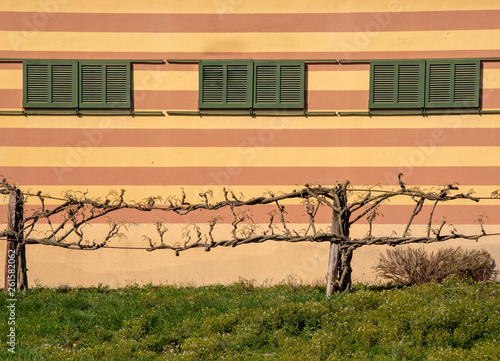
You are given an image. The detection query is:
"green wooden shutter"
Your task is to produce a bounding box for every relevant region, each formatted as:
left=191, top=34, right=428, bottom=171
left=426, top=59, right=480, bottom=108
left=79, top=61, right=131, bottom=109
left=253, top=61, right=304, bottom=109
left=23, top=60, right=77, bottom=108
left=369, top=60, right=425, bottom=109
left=199, top=60, right=252, bottom=109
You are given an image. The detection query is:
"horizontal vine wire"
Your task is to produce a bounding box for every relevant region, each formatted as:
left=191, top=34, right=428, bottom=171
left=1, top=175, right=499, bottom=255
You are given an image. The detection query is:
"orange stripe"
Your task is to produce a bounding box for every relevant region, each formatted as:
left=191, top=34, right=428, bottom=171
left=134, top=63, right=197, bottom=71
left=308, top=90, right=368, bottom=111
left=134, top=90, right=197, bottom=110
left=483, top=62, right=500, bottom=69
left=4, top=50, right=500, bottom=61
left=2, top=11, right=500, bottom=33
left=309, top=64, right=369, bottom=71
left=0, top=89, right=21, bottom=108
left=2, top=88, right=500, bottom=111
left=2, top=166, right=500, bottom=187
left=133, top=90, right=369, bottom=110
left=2, top=128, right=499, bottom=147
left=0, top=63, right=359, bottom=73
left=3, top=204, right=499, bottom=225
left=482, top=89, right=500, bottom=109
left=0, top=63, right=22, bottom=69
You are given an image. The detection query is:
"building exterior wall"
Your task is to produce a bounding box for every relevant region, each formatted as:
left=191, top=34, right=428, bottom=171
left=1, top=0, right=500, bottom=287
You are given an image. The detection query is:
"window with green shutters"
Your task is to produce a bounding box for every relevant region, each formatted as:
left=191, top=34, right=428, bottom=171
left=199, top=60, right=253, bottom=109
left=426, top=59, right=480, bottom=108
left=23, top=59, right=131, bottom=110
left=369, top=59, right=481, bottom=110
left=369, top=60, right=425, bottom=109
left=79, top=61, right=131, bottom=108
left=199, top=60, right=305, bottom=110
left=24, top=60, right=78, bottom=108
left=254, top=61, right=305, bottom=109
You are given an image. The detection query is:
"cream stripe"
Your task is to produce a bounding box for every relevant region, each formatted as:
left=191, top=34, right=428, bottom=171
left=16, top=185, right=500, bottom=206
left=0, top=69, right=22, bottom=89
left=138, top=70, right=371, bottom=92
left=483, top=68, right=500, bottom=89
left=2, top=0, right=499, bottom=14
left=4, top=30, right=500, bottom=53
left=2, top=146, right=500, bottom=167
left=134, top=71, right=197, bottom=91
left=0, top=115, right=499, bottom=129
left=2, top=68, right=500, bottom=92
left=309, top=71, right=368, bottom=91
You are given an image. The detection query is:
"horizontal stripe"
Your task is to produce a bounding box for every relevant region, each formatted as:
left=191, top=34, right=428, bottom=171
left=482, top=89, right=500, bottom=109
left=1, top=114, right=500, bottom=130
left=309, top=71, right=368, bottom=91
left=134, top=89, right=196, bottom=110
left=14, top=185, right=500, bottom=207
left=2, top=0, right=498, bottom=14
left=2, top=204, right=499, bottom=225
left=2, top=128, right=499, bottom=148
left=134, top=70, right=196, bottom=91
left=483, top=62, right=500, bottom=70
left=0, top=69, right=23, bottom=89
left=2, top=146, right=500, bottom=167
left=0, top=89, right=21, bottom=108
left=0, top=69, right=370, bottom=92
left=0, top=63, right=22, bottom=70
left=2, top=68, right=499, bottom=93
left=310, top=64, right=370, bottom=72
left=4, top=50, right=500, bottom=62
left=2, top=88, right=500, bottom=112
left=138, top=89, right=500, bottom=111
left=308, top=90, right=367, bottom=111
left=4, top=30, right=500, bottom=53
left=2, top=166, right=500, bottom=186
left=3, top=11, right=500, bottom=33
left=5, top=93, right=500, bottom=113
left=133, top=90, right=368, bottom=111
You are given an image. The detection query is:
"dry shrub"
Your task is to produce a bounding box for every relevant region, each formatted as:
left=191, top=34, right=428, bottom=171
left=374, top=246, right=496, bottom=285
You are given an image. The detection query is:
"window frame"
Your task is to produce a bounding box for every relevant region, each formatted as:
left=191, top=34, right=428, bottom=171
left=253, top=60, right=305, bottom=110
left=78, top=60, right=131, bottom=109
left=369, top=60, right=425, bottom=109
left=425, top=59, right=480, bottom=109
left=23, top=59, right=78, bottom=109
left=369, top=58, right=481, bottom=111
left=198, top=60, right=253, bottom=109
left=198, top=60, right=305, bottom=110
left=23, top=59, right=132, bottom=110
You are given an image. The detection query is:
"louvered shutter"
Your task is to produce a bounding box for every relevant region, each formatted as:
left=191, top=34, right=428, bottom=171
left=23, top=60, right=77, bottom=108
left=426, top=59, right=480, bottom=108
left=369, top=60, right=424, bottom=109
left=79, top=61, right=131, bottom=109
left=253, top=61, right=304, bottom=109
left=199, top=61, right=252, bottom=109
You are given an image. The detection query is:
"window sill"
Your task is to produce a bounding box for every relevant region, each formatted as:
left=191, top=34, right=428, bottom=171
left=340, top=109, right=488, bottom=116
left=0, top=110, right=164, bottom=116
left=167, top=110, right=336, bottom=117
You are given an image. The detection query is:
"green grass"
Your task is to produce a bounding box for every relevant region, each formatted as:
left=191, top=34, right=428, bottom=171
left=1, top=279, right=500, bottom=360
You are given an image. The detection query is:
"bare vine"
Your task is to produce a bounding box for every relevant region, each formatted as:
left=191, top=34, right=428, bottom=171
left=1, top=175, right=499, bottom=257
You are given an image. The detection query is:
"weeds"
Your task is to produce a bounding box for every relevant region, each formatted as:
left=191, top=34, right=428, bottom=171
left=374, top=246, right=496, bottom=285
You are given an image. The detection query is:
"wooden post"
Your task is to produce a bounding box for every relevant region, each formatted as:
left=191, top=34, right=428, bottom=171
left=4, top=190, right=18, bottom=293
left=326, top=242, right=339, bottom=297
left=15, top=189, right=27, bottom=292
left=4, top=189, right=25, bottom=293
left=326, top=184, right=351, bottom=297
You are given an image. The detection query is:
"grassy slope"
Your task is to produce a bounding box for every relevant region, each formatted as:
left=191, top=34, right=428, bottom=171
left=1, top=279, right=500, bottom=360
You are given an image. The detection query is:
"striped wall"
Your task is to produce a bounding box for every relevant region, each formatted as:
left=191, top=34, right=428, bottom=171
left=1, top=0, right=500, bottom=287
